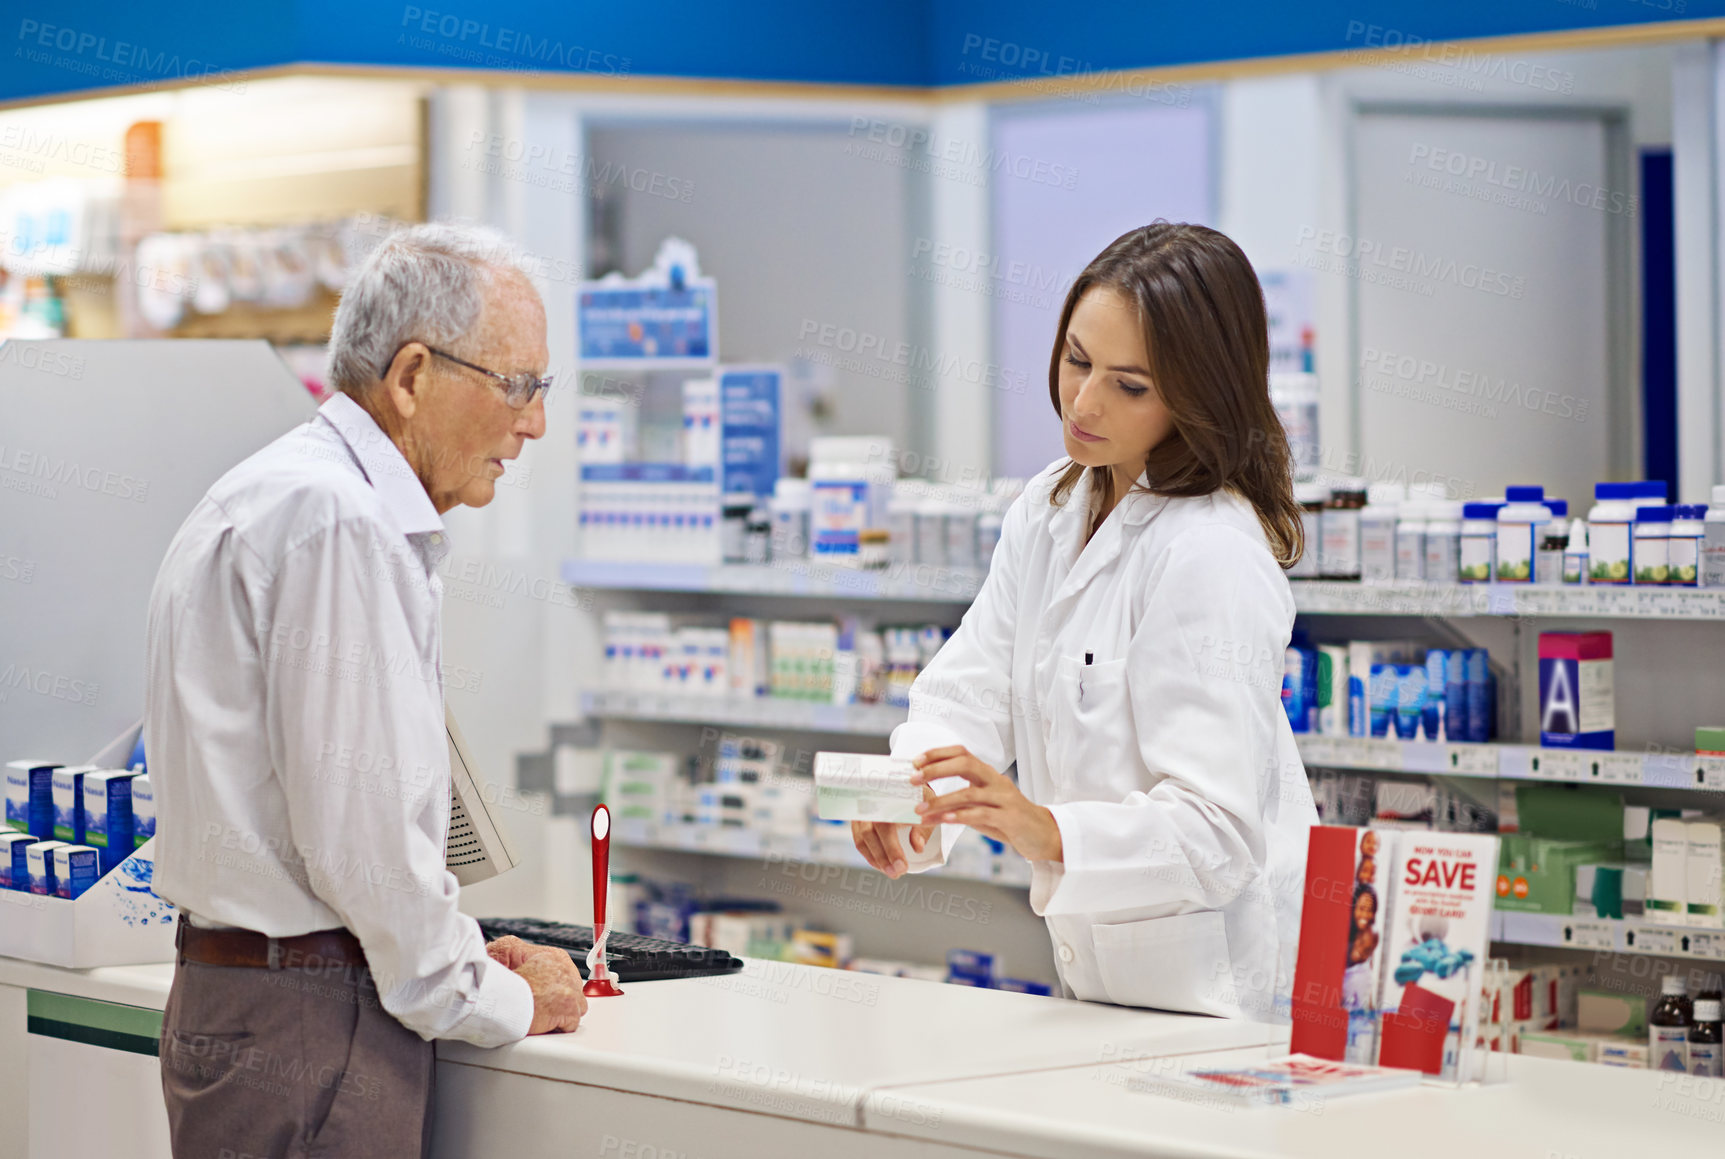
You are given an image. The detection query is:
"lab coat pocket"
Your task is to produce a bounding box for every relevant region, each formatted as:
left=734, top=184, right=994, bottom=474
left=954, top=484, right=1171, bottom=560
left=1050, top=656, right=1130, bottom=789
left=1092, top=909, right=1239, bottom=1017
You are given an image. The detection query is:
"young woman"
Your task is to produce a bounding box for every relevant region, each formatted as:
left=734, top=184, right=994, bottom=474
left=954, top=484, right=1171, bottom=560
left=851, top=223, right=1317, bottom=1020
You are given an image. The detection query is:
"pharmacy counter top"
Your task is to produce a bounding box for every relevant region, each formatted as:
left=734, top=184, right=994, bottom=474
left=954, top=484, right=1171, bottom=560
left=861, top=1039, right=1724, bottom=1159
left=0, top=954, right=1283, bottom=1159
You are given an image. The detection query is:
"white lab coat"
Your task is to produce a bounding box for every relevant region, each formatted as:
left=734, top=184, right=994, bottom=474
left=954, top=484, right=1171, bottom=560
left=892, top=461, right=1316, bottom=1020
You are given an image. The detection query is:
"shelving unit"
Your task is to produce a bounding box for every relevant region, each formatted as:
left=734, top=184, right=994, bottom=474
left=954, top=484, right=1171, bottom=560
left=1290, top=579, right=1725, bottom=620
left=582, top=690, right=906, bottom=737
left=564, top=559, right=985, bottom=602
left=1493, top=911, right=1725, bottom=962
left=1297, top=736, right=1725, bottom=791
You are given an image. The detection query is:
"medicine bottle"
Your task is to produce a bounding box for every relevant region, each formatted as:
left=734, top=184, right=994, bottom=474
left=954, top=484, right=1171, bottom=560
left=1690, top=996, right=1723, bottom=1078
left=1586, top=483, right=1641, bottom=584
left=1321, top=478, right=1367, bottom=580
left=1562, top=519, right=1589, bottom=585
left=1704, top=485, right=1725, bottom=587
left=1423, top=500, right=1464, bottom=584
left=1669, top=504, right=1704, bottom=587
left=1493, top=486, right=1549, bottom=583
left=1359, top=481, right=1404, bottom=583
left=1651, top=974, right=1693, bottom=1072
left=1633, top=506, right=1672, bottom=586
left=1535, top=500, right=1569, bottom=585
left=1458, top=501, right=1505, bottom=584
left=1395, top=498, right=1427, bottom=581
left=1290, top=481, right=1327, bottom=579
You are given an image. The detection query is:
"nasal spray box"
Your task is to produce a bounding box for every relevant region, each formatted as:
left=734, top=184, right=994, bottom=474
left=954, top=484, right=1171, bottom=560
left=82, top=771, right=139, bottom=874
left=1537, top=632, right=1614, bottom=750
left=131, top=774, right=155, bottom=849
left=24, top=840, right=66, bottom=896
left=5, top=760, right=59, bottom=838
left=0, top=833, right=39, bottom=889
left=50, top=766, right=92, bottom=844
left=50, top=845, right=99, bottom=899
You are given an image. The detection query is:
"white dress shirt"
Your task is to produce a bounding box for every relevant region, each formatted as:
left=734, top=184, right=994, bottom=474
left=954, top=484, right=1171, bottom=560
left=144, top=392, right=533, bottom=1048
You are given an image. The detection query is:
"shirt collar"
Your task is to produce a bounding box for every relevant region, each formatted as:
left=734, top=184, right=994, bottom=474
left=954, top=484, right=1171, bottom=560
left=316, top=392, right=447, bottom=539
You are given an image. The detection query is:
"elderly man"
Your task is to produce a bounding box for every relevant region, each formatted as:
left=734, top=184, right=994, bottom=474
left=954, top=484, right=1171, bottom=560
left=144, top=223, right=584, bottom=1158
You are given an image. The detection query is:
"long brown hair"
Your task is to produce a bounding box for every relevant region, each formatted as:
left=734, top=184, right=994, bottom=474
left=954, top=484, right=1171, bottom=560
left=1048, top=223, right=1303, bottom=568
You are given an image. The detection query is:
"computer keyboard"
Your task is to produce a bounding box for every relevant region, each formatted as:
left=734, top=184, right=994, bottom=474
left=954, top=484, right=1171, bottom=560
left=478, top=917, right=745, bottom=982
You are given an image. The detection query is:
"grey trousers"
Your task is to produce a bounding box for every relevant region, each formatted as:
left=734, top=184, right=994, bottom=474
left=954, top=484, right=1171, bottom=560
left=159, top=955, right=435, bottom=1159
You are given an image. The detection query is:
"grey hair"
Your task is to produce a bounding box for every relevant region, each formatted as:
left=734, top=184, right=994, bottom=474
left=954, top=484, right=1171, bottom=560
left=326, top=221, right=533, bottom=396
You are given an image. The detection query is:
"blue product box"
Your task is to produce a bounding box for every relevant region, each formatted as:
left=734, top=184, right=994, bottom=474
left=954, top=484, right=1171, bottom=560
left=1465, top=649, right=1492, bottom=743
left=718, top=367, right=781, bottom=500
left=1422, top=651, right=1448, bottom=741
left=51, top=844, right=99, bottom=899
left=0, top=833, right=39, bottom=889
left=1281, top=647, right=1316, bottom=734
left=1369, top=665, right=1398, bottom=737
left=1537, top=632, right=1615, bottom=750
left=947, top=949, right=997, bottom=981
left=994, top=977, right=1055, bottom=996
left=25, top=840, right=65, bottom=896
left=131, top=774, right=155, bottom=848
left=50, top=767, right=88, bottom=844
left=82, top=771, right=138, bottom=874
left=1445, top=653, right=1469, bottom=743
left=5, top=760, right=59, bottom=839
left=1394, top=665, right=1427, bottom=740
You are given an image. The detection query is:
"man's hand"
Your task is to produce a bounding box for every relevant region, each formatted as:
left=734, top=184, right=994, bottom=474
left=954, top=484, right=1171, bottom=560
left=516, top=951, right=587, bottom=1035
left=912, top=745, right=1063, bottom=864
left=486, top=935, right=564, bottom=971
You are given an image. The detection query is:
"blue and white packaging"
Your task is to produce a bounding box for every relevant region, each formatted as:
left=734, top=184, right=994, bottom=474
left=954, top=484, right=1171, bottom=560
left=1394, top=665, right=1427, bottom=740
left=6, top=759, right=60, bottom=838
left=718, top=367, right=781, bottom=500
left=131, top=774, right=155, bottom=849
left=1465, top=649, right=1493, bottom=743
left=82, top=771, right=139, bottom=873
left=50, top=844, right=100, bottom=899
left=994, top=977, right=1054, bottom=996
left=25, top=840, right=66, bottom=896
left=1369, top=665, right=1398, bottom=737
left=1422, top=651, right=1449, bottom=741
left=1281, top=646, right=1316, bottom=733
left=0, top=833, right=39, bottom=889
left=50, top=766, right=92, bottom=845
left=947, top=948, right=998, bottom=987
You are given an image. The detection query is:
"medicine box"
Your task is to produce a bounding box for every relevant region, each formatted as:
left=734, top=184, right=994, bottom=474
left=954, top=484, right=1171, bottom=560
left=1597, top=1038, right=1649, bottom=1068
left=82, top=770, right=138, bottom=874
left=0, top=832, right=39, bottom=889
left=1686, top=819, right=1723, bottom=928
left=50, top=845, right=99, bottom=900
left=24, top=840, right=66, bottom=896
left=1537, top=632, right=1614, bottom=750
left=50, top=766, right=92, bottom=844
left=1518, top=1030, right=1594, bottom=1063
left=1578, top=989, right=1648, bottom=1037
left=5, top=759, right=59, bottom=838
left=1647, top=817, right=1689, bottom=923
left=130, top=774, right=155, bottom=848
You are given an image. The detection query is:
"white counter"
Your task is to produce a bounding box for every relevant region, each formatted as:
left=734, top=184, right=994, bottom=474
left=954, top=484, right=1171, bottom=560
left=5, top=954, right=1713, bottom=1159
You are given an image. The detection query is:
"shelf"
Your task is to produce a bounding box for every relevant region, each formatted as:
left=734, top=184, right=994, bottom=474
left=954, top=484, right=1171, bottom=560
left=1291, top=580, right=1725, bottom=620
left=1297, top=735, right=1725, bottom=791
left=1492, top=911, right=1725, bottom=962
left=611, top=816, right=1030, bottom=889
left=562, top=558, right=985, bottom=602
left=583, top=690, right=907, bottom=736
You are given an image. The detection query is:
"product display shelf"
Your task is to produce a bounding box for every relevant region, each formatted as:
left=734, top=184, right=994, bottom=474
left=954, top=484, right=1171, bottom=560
left=1297, top=735, right=1725, bottom=791
left=562, top=558, right=986, bottom=602
left=1492, top=910, right=1725, bottom=962
left=582, top=690, right=907, bottom=736
left=609, top=815, right=1031, bottom=890
left=1291, top=579, right=1725, bottom=620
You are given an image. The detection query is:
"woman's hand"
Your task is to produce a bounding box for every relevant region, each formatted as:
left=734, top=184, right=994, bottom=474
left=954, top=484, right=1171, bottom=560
left=912, top=746, right=1064, bottom=864
left=850, top=816, right=933, bottom=880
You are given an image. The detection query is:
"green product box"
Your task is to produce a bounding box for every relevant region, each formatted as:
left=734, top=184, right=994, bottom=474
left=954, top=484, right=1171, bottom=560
left=1515, top=784, right=1625, bottom=844
left=1697, top=726, right=1725, bottom=754
left=1496, top=835, right=1623, bottom=914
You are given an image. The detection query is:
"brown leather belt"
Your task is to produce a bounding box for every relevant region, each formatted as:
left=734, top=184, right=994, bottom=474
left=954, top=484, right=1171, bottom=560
left=175, top=914, right=367, bottom=971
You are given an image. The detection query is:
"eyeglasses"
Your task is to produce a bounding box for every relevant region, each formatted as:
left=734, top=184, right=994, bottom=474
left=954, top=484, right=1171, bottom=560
left=382, top=343, right=553, bottom=409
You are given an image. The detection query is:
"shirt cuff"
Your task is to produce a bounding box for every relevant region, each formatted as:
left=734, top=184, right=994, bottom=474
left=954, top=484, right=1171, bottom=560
left=1030, top=804, right=1079, bottom=915
left=448, top=959, right=535, bottom=1048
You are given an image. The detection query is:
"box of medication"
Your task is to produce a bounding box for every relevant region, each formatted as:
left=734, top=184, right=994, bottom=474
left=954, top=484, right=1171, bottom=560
left=0, top=833, right=39, bottom=889
left=5, top=760, right=59, bottom=838
left=1686, top=819, right=1723, bottom=928
left=50, top=845, right=99, bottom=899
left=1537, top=632, right=1614, bottom=750
left=813, top=752, right=921, bottom=824
left=24, top=840, right=66, bottom=896
left=50, top=766, right=91, bottom=844
left=82, top=771, right=138, bottom=874
left=131, top=774, right=155, bottom=848
left=1647, top=817, right=1689, bottom=923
